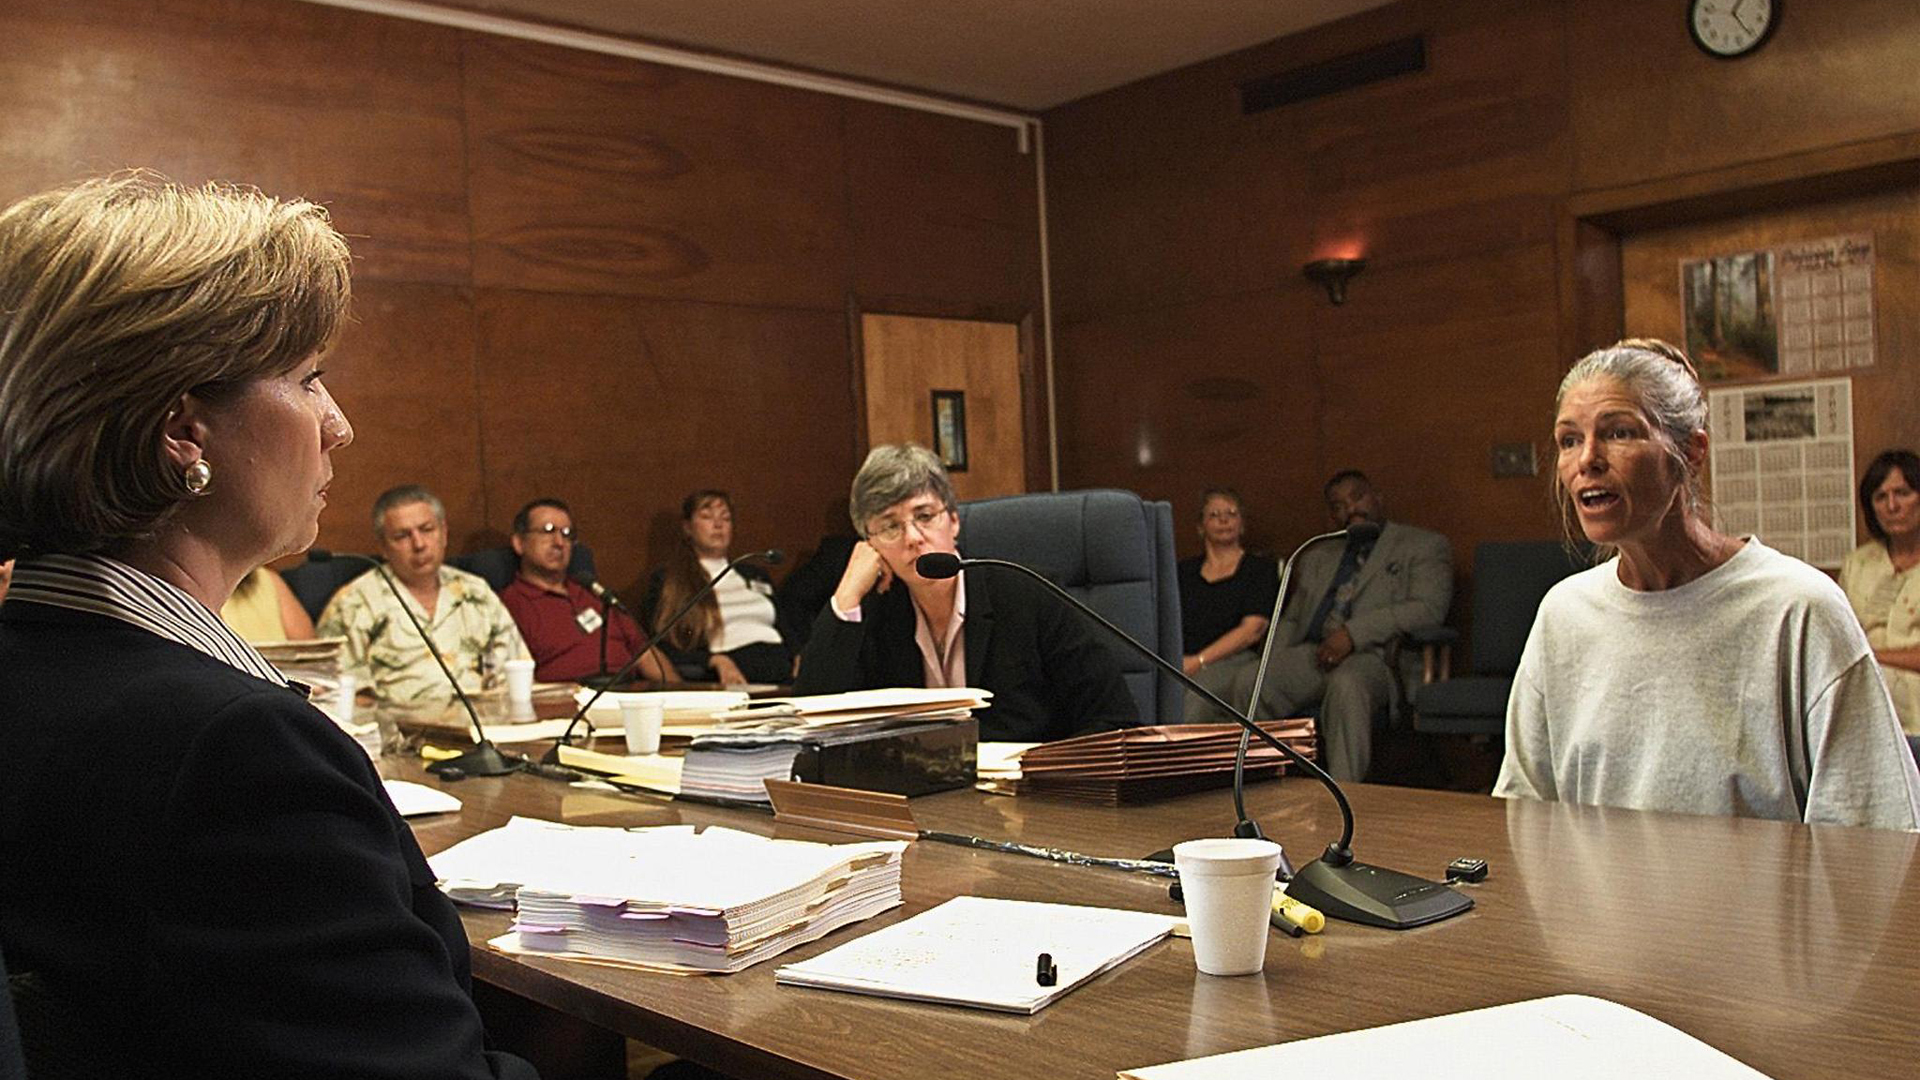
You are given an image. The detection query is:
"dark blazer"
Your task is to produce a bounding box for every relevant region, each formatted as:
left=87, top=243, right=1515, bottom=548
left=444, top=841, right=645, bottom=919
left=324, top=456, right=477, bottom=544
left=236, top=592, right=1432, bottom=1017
left=790, top=565, right=1140, bottom=742
left=0, top=602, right=535, bottom=1080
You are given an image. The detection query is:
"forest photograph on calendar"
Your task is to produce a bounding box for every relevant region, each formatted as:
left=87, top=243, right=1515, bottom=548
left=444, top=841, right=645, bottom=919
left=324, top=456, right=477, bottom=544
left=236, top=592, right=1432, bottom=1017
left=1682, top=250, right=1779, bottom=381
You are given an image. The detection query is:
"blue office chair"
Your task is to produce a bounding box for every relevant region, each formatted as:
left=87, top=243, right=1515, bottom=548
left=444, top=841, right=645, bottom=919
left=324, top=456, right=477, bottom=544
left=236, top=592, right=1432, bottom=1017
left=1413, top=540, right=1590, bottom=737
left=451, top=543, right=598, bottom=593
left=955, top=489, right=1182, bottom=723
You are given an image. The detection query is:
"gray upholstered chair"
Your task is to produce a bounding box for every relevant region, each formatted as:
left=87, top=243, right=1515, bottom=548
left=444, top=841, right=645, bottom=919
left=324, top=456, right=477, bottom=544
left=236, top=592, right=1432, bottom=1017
left=1413, top=540, right=1590, bottom=737
left=955, top=489, right=1182, bottom=723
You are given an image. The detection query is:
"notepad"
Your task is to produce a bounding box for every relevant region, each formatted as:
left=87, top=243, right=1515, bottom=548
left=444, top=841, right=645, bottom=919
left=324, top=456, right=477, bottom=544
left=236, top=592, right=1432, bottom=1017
left=775, top=896, right=1176, bottom=1014
left=1118, top=995, right=1776, bottom=1080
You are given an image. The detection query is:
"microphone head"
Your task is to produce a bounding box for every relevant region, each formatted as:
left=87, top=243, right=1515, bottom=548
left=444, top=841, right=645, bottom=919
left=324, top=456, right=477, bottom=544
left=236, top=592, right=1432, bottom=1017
left=758, top=548, right=785, bottom=566
left=1345, top=521, right=1383, bottom=543
left=915, top=552, right=963, bottom=579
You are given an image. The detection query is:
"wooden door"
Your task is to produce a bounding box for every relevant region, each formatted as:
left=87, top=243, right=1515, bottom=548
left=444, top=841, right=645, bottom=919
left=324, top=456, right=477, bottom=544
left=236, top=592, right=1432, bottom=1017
left=860, top=313, right=1027, bottom=501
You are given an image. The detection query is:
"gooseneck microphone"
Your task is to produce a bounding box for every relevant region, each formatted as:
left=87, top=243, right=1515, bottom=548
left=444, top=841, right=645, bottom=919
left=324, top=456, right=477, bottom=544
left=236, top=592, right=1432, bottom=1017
left=914, top=543, right=1471, bottom=930
left=1230, top=524, right=1372, bottom=840
left=541, top=548, right=784, bottom=763
left=306, top=549, right=519, bottom=778
left=573, top=573, right=624, bottom=689
left=574, top=575, right=627, bottom=610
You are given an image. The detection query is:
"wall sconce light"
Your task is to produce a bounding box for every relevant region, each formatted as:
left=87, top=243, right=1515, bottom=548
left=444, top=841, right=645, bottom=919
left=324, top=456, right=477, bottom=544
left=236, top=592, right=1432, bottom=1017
left=1303, top=257, right=1367, bottom=305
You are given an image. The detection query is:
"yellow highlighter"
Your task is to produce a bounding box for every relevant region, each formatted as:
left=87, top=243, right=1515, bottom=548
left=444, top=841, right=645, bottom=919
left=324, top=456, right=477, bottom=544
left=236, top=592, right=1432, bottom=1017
left=1272, top=885, right=1326, bottom=934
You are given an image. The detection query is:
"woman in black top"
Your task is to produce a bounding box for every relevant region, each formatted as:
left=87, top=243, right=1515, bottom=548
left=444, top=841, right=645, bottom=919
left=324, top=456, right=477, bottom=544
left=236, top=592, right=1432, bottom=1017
left=0, top=175, right=534, bottom=1079
left=1177, top=488, right=1279, bottom=720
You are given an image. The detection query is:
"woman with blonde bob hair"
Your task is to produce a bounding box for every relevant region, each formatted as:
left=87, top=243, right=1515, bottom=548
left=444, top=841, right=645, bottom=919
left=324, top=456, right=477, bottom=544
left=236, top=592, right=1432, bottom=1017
left=1495, top=338, right=1920, bottom=830
left=0, top=175, right=534, bottom=1078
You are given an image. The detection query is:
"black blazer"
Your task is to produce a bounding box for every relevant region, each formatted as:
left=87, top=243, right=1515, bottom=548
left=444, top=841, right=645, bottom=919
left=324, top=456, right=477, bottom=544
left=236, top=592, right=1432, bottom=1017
left=0, top=602, right=534, bottom=1080
left=791, top=566, right=1140, bottom=742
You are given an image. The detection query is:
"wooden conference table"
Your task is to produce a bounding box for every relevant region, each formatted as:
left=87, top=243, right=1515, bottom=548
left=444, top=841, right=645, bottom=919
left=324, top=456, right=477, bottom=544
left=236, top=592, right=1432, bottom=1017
left=386, top=750, right=1920, bottom=1080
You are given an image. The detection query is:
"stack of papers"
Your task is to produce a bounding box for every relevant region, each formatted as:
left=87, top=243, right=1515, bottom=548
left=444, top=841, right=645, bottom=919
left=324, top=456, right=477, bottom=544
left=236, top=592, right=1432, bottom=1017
left=574, top=689, right=753, bottom=740
left=260, top=636, right=374, bottom=748
left=1010, top=720, right=1316, bottom=803
left=714, top=687, right=991, bottom=731
left=678, top=729, right=822, bottom=803
left=429, top=817, right=907, bottom=974
left=673, top=689, right=989, bottom=804
left=257, top=635, right=346, bottom=694
left=776, top=896, right=1176, bottom=1014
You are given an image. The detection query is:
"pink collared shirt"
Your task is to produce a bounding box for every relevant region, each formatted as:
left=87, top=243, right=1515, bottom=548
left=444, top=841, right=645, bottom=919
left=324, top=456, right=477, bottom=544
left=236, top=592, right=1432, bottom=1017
left=831, top=573, right=968, bottom=688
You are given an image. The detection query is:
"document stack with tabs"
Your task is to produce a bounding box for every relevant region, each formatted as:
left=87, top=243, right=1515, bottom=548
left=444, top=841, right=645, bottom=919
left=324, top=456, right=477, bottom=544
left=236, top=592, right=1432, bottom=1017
left=429, top=817, right=907, bottom=973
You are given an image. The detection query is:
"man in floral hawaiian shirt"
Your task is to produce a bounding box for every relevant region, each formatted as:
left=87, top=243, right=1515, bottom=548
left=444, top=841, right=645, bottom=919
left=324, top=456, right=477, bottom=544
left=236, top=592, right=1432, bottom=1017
left=318, top=484, right=529, bottom=705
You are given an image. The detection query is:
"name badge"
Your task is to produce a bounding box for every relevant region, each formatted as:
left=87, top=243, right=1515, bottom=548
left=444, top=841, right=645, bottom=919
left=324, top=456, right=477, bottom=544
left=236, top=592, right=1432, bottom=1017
left=576, top=607, right=605, bottom=634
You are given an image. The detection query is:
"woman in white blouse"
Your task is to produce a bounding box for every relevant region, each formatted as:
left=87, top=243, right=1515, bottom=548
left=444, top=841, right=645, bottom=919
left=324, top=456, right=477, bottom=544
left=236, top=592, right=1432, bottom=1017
left=643, top=489, right=792, bottom=685
left=1839, top=449, right=1920, bottom=735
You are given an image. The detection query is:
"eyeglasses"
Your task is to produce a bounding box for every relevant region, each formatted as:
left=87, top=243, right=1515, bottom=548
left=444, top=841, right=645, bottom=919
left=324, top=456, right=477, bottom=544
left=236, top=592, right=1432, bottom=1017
left=1204, top=508, right=1241, bottom=521
left=521, top=523, right=576, bottom=540
left=867, top=506, right=947, bottom=544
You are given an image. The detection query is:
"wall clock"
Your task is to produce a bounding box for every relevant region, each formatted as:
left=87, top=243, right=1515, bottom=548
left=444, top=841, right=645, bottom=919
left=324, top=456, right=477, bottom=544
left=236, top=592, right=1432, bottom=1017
left=1689, top=0, right=1778, bottom=59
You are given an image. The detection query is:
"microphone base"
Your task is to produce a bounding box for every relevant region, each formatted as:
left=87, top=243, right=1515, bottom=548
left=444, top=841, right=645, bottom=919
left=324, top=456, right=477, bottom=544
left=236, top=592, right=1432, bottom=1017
left=426, top=741, right=521, bottom=778
left=1286, top=856, right=1473, bottom=930
left=576, top=671, right=628, bottom=691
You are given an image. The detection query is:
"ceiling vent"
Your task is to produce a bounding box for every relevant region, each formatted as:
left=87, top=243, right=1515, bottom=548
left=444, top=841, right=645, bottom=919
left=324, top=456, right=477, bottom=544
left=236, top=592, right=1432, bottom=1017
left=1239, top=36, right=1426, bottom=115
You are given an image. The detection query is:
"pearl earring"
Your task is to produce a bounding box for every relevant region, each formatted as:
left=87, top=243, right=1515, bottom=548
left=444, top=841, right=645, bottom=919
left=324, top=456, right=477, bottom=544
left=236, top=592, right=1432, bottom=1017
left=184, top=459, right=213, bottom=495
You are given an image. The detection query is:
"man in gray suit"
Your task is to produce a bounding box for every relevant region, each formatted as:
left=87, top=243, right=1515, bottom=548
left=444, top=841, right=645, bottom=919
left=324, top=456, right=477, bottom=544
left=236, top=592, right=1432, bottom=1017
left=1197, top=470, right=1452, bottom=781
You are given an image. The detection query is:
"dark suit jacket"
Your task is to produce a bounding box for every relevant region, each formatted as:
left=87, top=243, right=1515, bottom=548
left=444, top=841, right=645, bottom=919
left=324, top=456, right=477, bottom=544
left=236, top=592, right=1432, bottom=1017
left=1275, top=520, right=1453, bottom=706
left=0, top=602, right=535, bottom=1080
left=790, top=566, right=1140, bottom=742
left=1275, top=520, right=1452, bottom=652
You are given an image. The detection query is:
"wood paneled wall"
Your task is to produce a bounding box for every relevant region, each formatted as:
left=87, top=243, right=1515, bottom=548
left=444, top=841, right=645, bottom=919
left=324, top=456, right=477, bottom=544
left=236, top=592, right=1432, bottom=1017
left=1043, top=0, right=1920, bottom=647
left=0, top=0, right=1042, bottom=599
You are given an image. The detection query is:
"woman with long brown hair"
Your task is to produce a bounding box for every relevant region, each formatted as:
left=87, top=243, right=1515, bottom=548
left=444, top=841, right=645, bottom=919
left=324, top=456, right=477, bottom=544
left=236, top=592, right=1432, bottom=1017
left=642, top=489, right=791, bottom=685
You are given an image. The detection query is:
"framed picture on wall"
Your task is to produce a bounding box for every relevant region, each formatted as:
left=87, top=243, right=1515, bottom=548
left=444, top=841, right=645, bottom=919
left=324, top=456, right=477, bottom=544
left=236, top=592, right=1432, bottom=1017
left=931, top=390, right=968, bottom=472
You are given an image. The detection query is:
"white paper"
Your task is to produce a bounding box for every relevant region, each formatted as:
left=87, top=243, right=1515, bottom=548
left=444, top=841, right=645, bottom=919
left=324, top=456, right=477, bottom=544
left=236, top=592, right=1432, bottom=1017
left=574, top=689, right=752, bottom=726
left=383, top=779, right=462, bottom=817
left=1119, top=995, right=1774, bottom=1080
left=430, top=817, right=903, bottom=911
left=775, top=896, right=1174, bottom=1014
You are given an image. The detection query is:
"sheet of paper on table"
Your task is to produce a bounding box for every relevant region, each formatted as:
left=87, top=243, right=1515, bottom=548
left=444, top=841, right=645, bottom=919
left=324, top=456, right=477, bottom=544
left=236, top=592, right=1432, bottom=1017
left=775, top=896, right=1176, bottom=1015
left=1118, top=995, right=1776, bottom=1080
left=382, top=779, right=462, bottom=817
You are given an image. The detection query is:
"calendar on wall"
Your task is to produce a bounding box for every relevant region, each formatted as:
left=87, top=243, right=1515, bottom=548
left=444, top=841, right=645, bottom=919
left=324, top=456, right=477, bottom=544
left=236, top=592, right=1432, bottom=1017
left=1682, top=233, right=1876, bottom=383
left=1707, top=376, right=1854, bottom=568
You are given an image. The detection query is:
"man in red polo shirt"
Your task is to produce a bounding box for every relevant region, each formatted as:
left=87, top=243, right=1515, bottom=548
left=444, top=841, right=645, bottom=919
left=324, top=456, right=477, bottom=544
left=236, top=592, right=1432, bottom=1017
left=498, top=498, right=677, bottom=684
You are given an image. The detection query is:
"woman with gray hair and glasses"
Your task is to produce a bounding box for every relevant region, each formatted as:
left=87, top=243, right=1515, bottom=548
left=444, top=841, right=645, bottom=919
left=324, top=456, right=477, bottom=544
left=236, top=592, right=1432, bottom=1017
left=0, top=175, right=535, bottom=1077
left=791, top=443, right=1138, bottom=741
left=1495, top=338, right=1920, bottom=829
